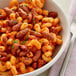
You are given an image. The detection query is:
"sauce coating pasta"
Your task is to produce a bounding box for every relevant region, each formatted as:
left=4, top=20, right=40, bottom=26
left=0, top=0, right=63, bottom=75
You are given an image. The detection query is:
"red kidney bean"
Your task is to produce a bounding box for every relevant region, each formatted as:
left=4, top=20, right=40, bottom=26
left=50, top=27, right=57, bottom=34
left=16, top=28, right=29, bottom=39
left=13, top=44, right=29, bottom=56
left=14, top=43, right=29, bottom=51
left=13, top=43, right=20, bottom=49
left=18, top=8, right=27, bottom=19
left=0, top=52, right=7, bottom=56
left=4, top=7, right=14, bottom=14
left=23, top=57, right=33, bottom=65
left=32, top=62, right=37, bottom=69
left=19, top=45, right=27, bottom=50
left=20, top=5, right=29, bottom=13
left=48, top=11, right=58, bottom=18
left=33, top=50, right=41, bottom=62
left=15, top=12, right=20, bottom=18
left=41, top=31, right=54, bottom=40
left=12, top=22, right=22, bottom=31
left=32, top=8, right=37, bottom=16
left=0, top=56, right=8, bottom=62
left=19, top=50, right=29, bottom=56
left=2, top=36, right=8, bottom=43
left=27, top=13, right=32, bottom=23
left=7, top=20, right=17, bottom=27
left=38, top=59, right=46, bottom=68
left=29, top=35, right=37, bottom=40
left=0, top=15, right=6, bottom=19
left=0, top=26, right=2, bottom=33
left=19, top=51, right=26, bottom=56
left=16, top=49, right=20, bottom=55
left=30, top=30, right=42, bottom=37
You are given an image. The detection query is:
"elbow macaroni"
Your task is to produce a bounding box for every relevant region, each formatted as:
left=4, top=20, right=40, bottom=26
left=0, top=46, right=5, bottom=52
left=34, top=23, right=41, bottom=32
left=19, top=62, right=27, bottom=74
left=42, top=54, right=52, bottom=62
left=10, top=56, right=16, bottom=65
left=41, top=23, right=52, bottom=28
left=28, top=39, right=41, bottom=49
left=35, top=0, right=44, bottom=8
left=6, top=61, right=12, bottom=69
left=42, top=45, right=53, bottom=53
left=44, top=51, right=52, bottom=57
left=10, top=13, right=16, bottom=20
left=39, top=38, right=49, bottom=45
left=41, top=27, right=49, bottom=33
left=0, top=0, right=63, bottom=75
left=11, top=66, right=18, bottom=75
left=20, top=23, right=28, bottom=30
left=42, top=17, right=54, bottom=23
left=42, top=9, right=48, bottom=16
left=9, top=0, right=19, bottom=8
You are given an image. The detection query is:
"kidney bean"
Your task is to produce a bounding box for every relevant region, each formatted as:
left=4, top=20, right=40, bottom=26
left=32, top=62, right=37, bottom=69
left=48, top=11, right=58, bottom=18
left=2, top=36, right=8, bottom=43
left=0, top=26, right=2, bottom=33
left=29, top=35, right=37, bottom=40
left=20, top=5, right=29, bottom=13
left=19, top=51, right=26, bottom=56
left=19, top=45, right=29, bottom=53
left=7, top=20, right=17, bottom=27
left=0, top=56, right=8, bottom=61
left=12, top=22, right=22, bottom=31
left=13, top=43, right=20, bottom=50
left=19, top=45, right=28, bottom=51
left=0, top=52, right=7, bottom=56
left=15, top=12, right=19, bottom=18
left=33, top=50, right=41, bottom=62
left=14, top=43, right=29, bottom=52
left=50, top=27, right=57, bottom=34
left=23, top=57, right=33, bottom=65
left=41, top=31, right=54, bottom=40
left=27, top=13, right=32, bottom=23
left=6, top=45, right=12, bottom=53
left=0, top=15, right=6, bottom=19
left=38, top=59, right=46, bottom=68
left=16, top=28, right=29, bottom=39
left=30, top=30, right=42, bottom=37
left=13, top=44, right=29, bottom=56
left=32, top=8, right=37, bottom=16
left=16, top=49, right=20, bottom=55
left=4, top=7, right=14, bottom=14
left=18, top=8, right=27, bottom=19
left=19, top=50, right=29, bottom=57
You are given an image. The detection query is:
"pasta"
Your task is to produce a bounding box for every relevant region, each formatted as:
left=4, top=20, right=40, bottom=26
left=0, top=46, right=5, bottom=51
left=19, top=62, right=27, bottom=73
left=34, top=23, right=41, bottom=32
left=0, top=0, right=63, bottom=75
left=42, top=9, right=48, bottom=16
left=10, top=56, right=16, bottom=65
left=42, top=54, right=52, bottom=62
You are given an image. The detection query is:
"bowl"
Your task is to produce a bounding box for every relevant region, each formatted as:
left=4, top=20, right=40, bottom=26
left=0, top=0, right=70, bottom=76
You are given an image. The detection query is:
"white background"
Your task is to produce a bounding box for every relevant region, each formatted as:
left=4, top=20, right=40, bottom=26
left=38, top=0, right=72, bottom=76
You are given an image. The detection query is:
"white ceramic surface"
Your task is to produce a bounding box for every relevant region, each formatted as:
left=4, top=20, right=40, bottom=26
left=0, top=0, right=70, bottom=76
left=39, top=0, right=72, bottom=76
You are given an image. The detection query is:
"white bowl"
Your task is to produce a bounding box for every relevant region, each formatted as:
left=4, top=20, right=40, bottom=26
left=0, top=0, right=70, bottom=76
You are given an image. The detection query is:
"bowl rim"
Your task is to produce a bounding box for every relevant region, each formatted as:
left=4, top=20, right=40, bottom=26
left=17, top=1, right=70, bottom=76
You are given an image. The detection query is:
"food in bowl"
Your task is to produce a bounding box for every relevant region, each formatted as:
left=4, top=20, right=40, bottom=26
left=0, top=0, right=63, bottom=75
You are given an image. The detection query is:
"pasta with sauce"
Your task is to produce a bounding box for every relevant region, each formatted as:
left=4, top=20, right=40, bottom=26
left=0, top=0, right=63, bottom=75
